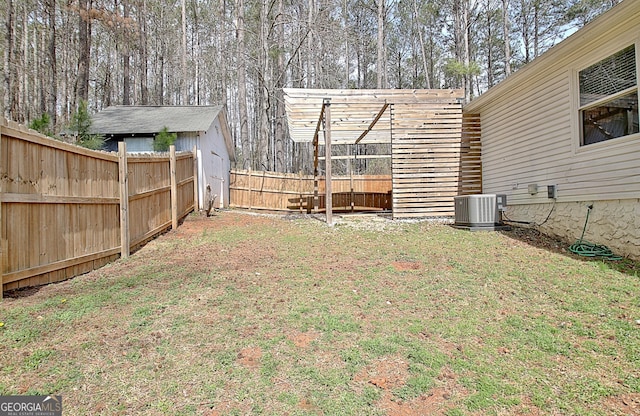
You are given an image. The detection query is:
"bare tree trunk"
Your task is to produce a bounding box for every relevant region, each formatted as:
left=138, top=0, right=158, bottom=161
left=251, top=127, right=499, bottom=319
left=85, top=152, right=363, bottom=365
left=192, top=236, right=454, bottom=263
left=76, top=0, right=91, bottom=105
left=307, top=0, right=314, bottom=87
left=181, top=0, right=188, bottom=104
left=414, top=0, right=430, bottom=89
left=138, top=0, right=148, bottom=104
left=343, top=0, right=349, bottom=87
left=236, top=0, right=251, bottom=169
left=4, top=0, right=15, bottom=119
left=274, top=0, right=286, bottom=172
left=22, top=8, right=29, bottom=121
left=520, top=0, right=530, bottom=63
left=157, top=5, right=165, bottom=105
left=503, top=0, right=511, bottom=76
left=40, top=29, right=47, bottom=115
left=486, top=0, right=494, bottom=87
left=463, top=0, right=471, bottom=103
left=533, top=0, right=539, bottom=58
left=376, top=0, right=386, bottom=88
left=257, top=0, right=270, bottom=171
left=123, top=0, right=131, bottom=105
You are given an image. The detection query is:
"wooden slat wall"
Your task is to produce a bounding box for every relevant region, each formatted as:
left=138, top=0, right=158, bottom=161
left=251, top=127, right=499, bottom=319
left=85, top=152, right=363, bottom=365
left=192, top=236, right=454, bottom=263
left=229, top=170, right=392, bottom=212
left=1, top=119, right=195, bottom=293
left=460, top=114, right=483, bottom=195
left=391, top=103, right=482, bottom=218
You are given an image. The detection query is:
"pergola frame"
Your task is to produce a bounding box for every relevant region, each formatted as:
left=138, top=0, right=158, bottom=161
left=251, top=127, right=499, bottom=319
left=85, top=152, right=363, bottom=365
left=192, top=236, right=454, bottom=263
left=284, top=88, right=480, bottom=221
left=310, top=98, right=391, bottom=224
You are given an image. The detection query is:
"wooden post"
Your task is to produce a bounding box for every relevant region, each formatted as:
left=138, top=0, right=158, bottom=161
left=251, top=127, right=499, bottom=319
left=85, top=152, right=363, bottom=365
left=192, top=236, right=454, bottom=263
left=118, top=142, right=130, bottom=259
left=324, top=100, right=333, bottom=225
left=192, top=145, right=199, bottom=212
left=349, top=146, right=354, bottom=212
left=248, top=168, right=253, bottom=210
left=170, top=145, right=178, bottom=229
left=298, top=171, right=303, bottom=213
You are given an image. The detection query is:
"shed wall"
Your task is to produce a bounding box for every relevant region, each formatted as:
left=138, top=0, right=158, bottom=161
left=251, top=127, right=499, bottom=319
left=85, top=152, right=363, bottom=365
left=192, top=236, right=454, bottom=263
left=198, top=117, right=231, bottom=208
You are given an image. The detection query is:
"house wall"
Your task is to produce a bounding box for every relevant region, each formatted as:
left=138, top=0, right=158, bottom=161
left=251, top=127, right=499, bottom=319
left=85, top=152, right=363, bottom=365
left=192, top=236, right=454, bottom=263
left=465, top=1, right=640, bottom=259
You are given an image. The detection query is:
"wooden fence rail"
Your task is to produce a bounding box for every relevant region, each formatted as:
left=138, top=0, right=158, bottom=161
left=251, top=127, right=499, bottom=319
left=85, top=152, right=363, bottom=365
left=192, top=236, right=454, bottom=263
left=229, top=169, right=392, bottom=212
left=0, top=118, right=197, bottom=296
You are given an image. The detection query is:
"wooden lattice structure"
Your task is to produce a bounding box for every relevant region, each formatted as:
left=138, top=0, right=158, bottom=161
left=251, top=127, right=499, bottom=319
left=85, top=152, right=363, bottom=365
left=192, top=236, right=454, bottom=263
left=283, top=89, right=482, bottom=221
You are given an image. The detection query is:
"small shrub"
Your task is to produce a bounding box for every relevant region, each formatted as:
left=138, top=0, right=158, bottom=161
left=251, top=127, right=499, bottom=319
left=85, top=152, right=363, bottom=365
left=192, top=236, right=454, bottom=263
left=154, top=127, right=177, bottom=152
left=69, top=100, right=105, bottom=150
left=29, top=113, right=53, bottom=136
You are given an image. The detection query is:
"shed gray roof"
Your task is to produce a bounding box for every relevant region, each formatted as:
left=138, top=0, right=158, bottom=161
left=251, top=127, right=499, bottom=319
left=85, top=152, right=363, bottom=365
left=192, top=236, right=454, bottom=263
left=91, top=105, right=224, bottom=135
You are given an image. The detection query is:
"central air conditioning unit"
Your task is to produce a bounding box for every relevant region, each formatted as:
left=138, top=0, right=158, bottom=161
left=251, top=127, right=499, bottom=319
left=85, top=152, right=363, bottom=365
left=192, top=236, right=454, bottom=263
left=453, top=194, right=510, bottom=231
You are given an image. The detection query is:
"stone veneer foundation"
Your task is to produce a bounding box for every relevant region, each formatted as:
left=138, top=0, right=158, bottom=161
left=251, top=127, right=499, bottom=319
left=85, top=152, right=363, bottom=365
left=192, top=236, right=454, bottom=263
left=505, top=199, right=640, bottom=261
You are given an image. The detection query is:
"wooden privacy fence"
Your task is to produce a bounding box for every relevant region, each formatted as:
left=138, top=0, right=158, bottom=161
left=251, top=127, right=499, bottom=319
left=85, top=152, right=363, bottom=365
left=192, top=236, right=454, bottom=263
left=230, top=169, right=392, bottom=212
left=0, top=119, right=197, bottom=295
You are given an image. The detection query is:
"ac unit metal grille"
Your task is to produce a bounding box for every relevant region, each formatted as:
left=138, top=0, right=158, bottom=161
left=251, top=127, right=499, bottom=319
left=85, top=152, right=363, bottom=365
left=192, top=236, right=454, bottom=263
left=454, top=194, right=502, bottom=227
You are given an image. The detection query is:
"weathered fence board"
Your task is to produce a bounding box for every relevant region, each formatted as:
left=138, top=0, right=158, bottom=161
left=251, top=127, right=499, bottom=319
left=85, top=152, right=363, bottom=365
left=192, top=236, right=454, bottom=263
left=229, top=170, right=392, bottom=212
left=1, top=119, right=196, bottom=295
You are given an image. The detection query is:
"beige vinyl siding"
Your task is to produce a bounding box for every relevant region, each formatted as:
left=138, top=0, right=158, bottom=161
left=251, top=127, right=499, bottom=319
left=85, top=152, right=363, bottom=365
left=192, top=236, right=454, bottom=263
left=480, top=73, right=573, bottom=204
left=468, top=1, right=640, bottom=205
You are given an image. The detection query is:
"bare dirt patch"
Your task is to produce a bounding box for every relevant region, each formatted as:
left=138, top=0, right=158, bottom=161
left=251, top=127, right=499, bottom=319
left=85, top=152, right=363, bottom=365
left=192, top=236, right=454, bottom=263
left=602, top=393, right=640, bottom=415
left=391, top=261, right=422, bottom=271
left=287, top=331, right=319, bottom=348
left=380, top=388, right=450, bottom=416
left=354, top=357, right=409, bottom=390
left=237, top=346, right=262, bottom=369
left=354, top=359, right=462, bottom=415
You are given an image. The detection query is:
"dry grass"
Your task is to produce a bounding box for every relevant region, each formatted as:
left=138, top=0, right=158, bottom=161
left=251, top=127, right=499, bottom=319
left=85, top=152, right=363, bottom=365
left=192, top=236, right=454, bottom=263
left=1, top=210, right=639, bottom=415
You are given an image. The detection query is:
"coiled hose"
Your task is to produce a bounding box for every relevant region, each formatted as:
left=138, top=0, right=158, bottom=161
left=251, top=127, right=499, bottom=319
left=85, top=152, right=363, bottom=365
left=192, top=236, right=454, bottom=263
left=569, top=205, right=622, bottom=260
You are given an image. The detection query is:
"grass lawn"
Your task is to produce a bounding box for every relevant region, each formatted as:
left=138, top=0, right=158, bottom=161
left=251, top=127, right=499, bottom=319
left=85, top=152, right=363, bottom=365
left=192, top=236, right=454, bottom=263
left=1, top=211, right=639, bottom=415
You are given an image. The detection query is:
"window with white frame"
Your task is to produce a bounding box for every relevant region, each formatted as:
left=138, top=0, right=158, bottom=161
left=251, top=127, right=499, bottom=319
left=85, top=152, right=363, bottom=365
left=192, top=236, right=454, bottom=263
left=579, top=44, right=639, bottom=146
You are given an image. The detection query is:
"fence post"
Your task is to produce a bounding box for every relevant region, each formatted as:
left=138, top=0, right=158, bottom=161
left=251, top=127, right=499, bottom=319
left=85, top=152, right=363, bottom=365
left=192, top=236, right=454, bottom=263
left=118, top=142, right=130, bottom=259
left=248, top=168, right=253, bottom=210
left=192, top=145, right=199, bottom=212
left=170, top=145, right=178, bottom=229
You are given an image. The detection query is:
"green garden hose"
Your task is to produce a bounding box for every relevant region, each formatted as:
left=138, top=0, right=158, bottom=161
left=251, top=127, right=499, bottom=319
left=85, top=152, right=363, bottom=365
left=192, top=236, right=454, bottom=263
left=569, top=205, right=622, bottom=260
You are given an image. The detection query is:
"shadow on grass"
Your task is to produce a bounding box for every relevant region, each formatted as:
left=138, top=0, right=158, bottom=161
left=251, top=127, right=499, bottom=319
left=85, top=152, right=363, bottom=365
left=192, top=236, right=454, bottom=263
left=501, top=225, right=640, bottom=278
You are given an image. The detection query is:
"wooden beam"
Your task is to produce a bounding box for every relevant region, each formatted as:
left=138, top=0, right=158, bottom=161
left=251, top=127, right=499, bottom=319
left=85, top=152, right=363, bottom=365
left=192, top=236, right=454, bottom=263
left=2, top=248, right=121, bottom=284
left=318, top=154, right=391, bottom=161
left=324, top=100, right=333, bottom=225
left=1, top=193, right=120, bottom=204
left=355, top=102, right=389, bottom=144
left=312, top=102, right=326, bottom=148
left=313, top=105, right=325, bottom=212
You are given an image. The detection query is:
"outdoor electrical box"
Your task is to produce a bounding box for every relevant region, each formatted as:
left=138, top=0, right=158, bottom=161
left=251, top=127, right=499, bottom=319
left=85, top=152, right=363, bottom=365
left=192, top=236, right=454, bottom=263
left=547, top=185, right=557, bottom=199
left=496, top=194, right=507, bottom=211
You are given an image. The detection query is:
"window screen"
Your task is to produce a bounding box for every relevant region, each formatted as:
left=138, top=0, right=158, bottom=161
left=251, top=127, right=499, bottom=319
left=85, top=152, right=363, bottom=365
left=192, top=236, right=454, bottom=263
left=579, top=45, right=637, bottom=107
